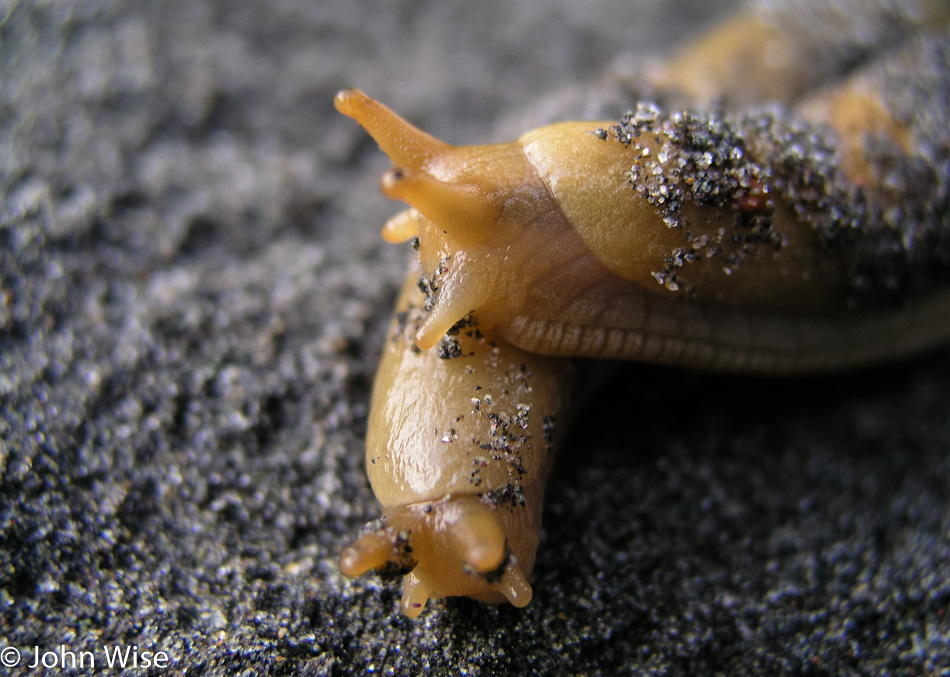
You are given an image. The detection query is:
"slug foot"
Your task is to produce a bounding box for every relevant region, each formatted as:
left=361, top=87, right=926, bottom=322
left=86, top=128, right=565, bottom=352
left=339, top=494, right=534, bottom=617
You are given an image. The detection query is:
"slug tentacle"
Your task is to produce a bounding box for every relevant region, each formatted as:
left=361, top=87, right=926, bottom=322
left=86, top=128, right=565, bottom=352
left=381, top=209, right=420, bottom=243
left=334, top=89, right=450, bottom=170
left=338, top=530, right=395, bottom=578
left=414, top=252, right=496, bottom=350
left=380, top=168, right=499, bottom=248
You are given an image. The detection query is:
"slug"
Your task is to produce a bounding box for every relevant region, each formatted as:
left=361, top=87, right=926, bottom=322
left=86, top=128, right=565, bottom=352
left=335, top=7, right=950, bottom=616
left=339, top=270, right=575, bottom=614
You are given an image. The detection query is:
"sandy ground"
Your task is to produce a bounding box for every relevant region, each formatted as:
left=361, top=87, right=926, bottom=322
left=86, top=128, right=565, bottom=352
left=2, top=0, right=949, bottom=674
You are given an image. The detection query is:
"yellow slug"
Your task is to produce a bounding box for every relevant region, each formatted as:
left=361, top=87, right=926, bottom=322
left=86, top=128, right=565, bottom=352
left=335, top=9, right=950, bottom=616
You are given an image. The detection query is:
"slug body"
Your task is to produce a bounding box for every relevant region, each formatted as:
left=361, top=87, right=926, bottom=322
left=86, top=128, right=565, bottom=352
left=335, top=7, right=950, bottom=615
left=341, top=272, right=573, bottom=615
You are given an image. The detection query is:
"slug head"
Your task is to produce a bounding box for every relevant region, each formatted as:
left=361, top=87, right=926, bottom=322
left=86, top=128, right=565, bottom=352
left=339, top=494, right=537, bottom=617
left=335, top=89, right=569, bottom=350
